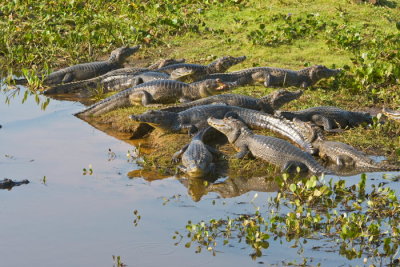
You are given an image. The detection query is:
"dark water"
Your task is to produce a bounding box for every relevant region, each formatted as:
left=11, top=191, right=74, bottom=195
left=1, top=86, right=399, bottom=266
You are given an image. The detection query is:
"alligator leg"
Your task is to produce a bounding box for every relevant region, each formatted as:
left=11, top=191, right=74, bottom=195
left=234, top=145, right=250, bottom=159
left=282, top=161, right=309, bottom=173
left=263, top=73, right=272, bottom=87
left=179, top=97, right=191, bottom=103
left=62, top=73, right=74, bottom=84
left=177, top=165, right=188, bottom=174
left=172, top=144, right=189, bottom=163
left=128, top=91, right=154, bottom=106
left=311, top=115, right=342, bottom=132
left=334, top=155, right=354, bottom=167
left=300, top=81, right=311, bottom=88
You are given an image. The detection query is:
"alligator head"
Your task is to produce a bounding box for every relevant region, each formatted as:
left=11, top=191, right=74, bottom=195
left=382, top=107, right=400, bottom=121
left=109, top=45, right=140, bottom=63
left=129, top=110, right=179, bottom=131
left=193, top=78, right=229, bottom=97
left=186, top=164, right=210, bottom=178
left=207, top=117, right=250, bottom=144
left=208, top=56, right=247, bottom=73
left=263, top=89, right=303, bottom=110
left=309, top=65, right=342, bottom=82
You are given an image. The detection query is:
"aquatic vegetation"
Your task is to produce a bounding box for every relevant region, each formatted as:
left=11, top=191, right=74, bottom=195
left=112, top=255, right=127, bottom=267
left=175, top=174, right=400, bottom=264
left=82, top=164, right=93, bottom=175
left=133, top=209, right=141, bottom=227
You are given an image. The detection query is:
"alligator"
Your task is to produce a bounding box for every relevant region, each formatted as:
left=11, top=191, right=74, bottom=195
left=0, top=178, right=30, bottom=190
left=76, top=79, right=229, bottom=117
left=158, top=56, right=247, bottom=81
left=129, top=104, right=315, bottom=153
left=312, top=137, right=400, bottom=171
left=159, top=89, right=303, bottom=114
left=196, top=65, right=341, bottom=88
left=44, top=58, right=185, bottom=95
left=207, top=176, right=279, bottom=198
left=146, top=58, right=186, bottom=70
left=207, top=117, right=328, bottom=174
left=172, top=127, right=220, bottom=178
left=44, top=70, right=171, bottom=95
left=276, top=106, right=373, bottom=131
left=382, top=107, right=400, bottom=121
left=18, top=46, right=140, bottom=86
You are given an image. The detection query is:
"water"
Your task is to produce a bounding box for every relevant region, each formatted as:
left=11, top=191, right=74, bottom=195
left=1, top=86, right=399, bottom=266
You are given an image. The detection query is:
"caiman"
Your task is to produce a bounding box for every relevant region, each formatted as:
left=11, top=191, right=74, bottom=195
left=312, top=137, right=400, bottom=171
left=382, top=107, right=400, bottom=122
left=207, top=117, right=328, bottom=174
left=20, top=46, right=140, bottom=86
left=158, top=56, right=247, bottom=81
left=0, top=178, right=30, bottom=190
left=76, top=79, right=229, bottom=117
left=172, top=127, right=220, bottom=178
left=44, top=70, right=170, bottom=95
left=159, top=89, right=303, bottom=114
left=44, top=58, right=185, bottom=95
left=197, top=65, right=341, bottom=88
left=129, top=104, right=315, bottom=153
left=277, top=106, right=373, bottom=131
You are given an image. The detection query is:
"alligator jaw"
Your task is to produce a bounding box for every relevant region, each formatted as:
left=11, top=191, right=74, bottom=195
left=207, top=117, right=231, bottom=131
left=215, top=79, right=229, bottom=91
left=122, top=45, right=141, bottom=58
left=383, top=107, right=400, bottom=120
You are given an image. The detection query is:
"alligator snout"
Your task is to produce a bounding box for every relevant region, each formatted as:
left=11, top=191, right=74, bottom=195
left=187, top=165, right=208, bottom=178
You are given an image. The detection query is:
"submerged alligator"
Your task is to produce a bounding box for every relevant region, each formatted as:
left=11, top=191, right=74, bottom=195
left=160, top=56, right=247, bottom=81
left=195, top=65, right=341, bottom=88
left=44, top=58, right=185, bottom=95
left=0, top=179, right=30, bottom=190
left=19, top=46, right=140, bottom=86
left=277, top=106, right=373, bottom=131
left=129, top=104, right=314, bottom=153
left=159, top=89, right=303, bottom=114
left=76, top=79, right=229, bottom=116
left=207, top=117, right=328, bottom=174
left=172, top=127, right=220, bottom=178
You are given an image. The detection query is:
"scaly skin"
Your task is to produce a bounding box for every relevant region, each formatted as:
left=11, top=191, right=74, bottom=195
left=76, top=79, right=228, bottom=116
left=199, top=65, right=341, bottom=88
left=0, top=179, right=30, bottom=190
left=159, top=90, right=303, bottom=114
left=313, top=138, right=400, bottom=171
left=172, top=127, right=219, bottom=178
left=37, top=46, right=140, bottom=86
left=383, top=107, right=400, bottom=121
left=207, top=117, right=328, bottom=174
left=44, top=69, right=166, bottom=95
left=159, top=56, right=247, bottom=81
left=129, top=104, right=314, bottom=153
left=44, top=58, right=185, bottom=95
left=277, top=106, right=373, bottom=131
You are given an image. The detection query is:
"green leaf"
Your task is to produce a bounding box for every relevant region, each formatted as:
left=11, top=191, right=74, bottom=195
left=289, top=183, right=297, bottom=192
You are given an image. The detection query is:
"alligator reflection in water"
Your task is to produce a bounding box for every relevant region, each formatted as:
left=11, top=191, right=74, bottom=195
left=180, top=175, right=279, bottom=201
